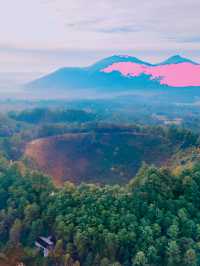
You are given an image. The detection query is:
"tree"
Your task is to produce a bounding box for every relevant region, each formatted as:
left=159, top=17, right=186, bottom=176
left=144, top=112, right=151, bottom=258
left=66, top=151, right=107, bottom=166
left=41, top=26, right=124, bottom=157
left=53, top=239, right=64, bottom=265
left=167, top=224, right=179, bottom=239
left=147, top=245, right=158, bottom=265
left=63, top=253, right=74, bottom=266
left=9, top=219, right=22, bottom=245
left=100, top=258, right=110, bottom=266
left=167, top=241, right=181, bottom=266
left=184, top=249, right=197, bottom=266
left=24, top=203, right=40, bottom=224
left=132, top=251, right=147, bottom=266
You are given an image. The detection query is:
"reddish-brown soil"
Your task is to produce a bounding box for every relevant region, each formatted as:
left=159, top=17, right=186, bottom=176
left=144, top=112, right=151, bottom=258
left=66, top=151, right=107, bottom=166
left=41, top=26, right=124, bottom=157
left=24, top=131, right=176, bottom=186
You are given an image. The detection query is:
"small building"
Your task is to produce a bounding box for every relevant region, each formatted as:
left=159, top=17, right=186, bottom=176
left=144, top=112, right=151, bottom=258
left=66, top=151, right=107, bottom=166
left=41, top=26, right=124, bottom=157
left=35, top=236, right=56, bottom=257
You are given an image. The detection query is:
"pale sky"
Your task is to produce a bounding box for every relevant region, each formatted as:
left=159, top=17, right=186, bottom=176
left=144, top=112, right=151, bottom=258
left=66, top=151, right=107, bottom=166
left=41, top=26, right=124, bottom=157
left=0, top=0, right=200, bottom=78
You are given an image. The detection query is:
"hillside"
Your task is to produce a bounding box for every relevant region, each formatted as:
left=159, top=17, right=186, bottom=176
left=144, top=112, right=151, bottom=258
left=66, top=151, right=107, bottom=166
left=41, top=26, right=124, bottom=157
left=24, top=126, right=191, bottom=186
left=2, top=160, right=200, bottom=265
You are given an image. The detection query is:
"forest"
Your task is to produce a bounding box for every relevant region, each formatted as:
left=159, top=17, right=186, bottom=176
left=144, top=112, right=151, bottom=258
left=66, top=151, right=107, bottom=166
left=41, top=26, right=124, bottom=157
left=1, top=160, right=200, bottom=265
left=0, top=105, right=200, bottom=265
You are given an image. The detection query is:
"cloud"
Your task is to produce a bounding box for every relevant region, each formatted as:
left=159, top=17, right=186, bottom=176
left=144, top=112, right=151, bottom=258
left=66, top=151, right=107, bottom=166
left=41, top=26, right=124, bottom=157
left=0, top=0, right=200, bottom=73
left=178, top=37, right=200, bottom=43
left=95, top=26, right=142, bottom=34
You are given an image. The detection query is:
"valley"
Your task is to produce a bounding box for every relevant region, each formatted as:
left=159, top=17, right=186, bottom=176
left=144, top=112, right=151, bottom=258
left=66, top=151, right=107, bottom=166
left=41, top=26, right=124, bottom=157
left=0, top=97, right=200, bottom=266
left=24, top=129, right=175, bottom=186
left=1, top=0, right=200, bottom=264
left=1, top=55, right=200, bottom=265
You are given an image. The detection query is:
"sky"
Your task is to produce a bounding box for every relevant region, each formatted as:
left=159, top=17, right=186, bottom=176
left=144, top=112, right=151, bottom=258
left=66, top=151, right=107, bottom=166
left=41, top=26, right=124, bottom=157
left=0, top=0, right=200, bottom=82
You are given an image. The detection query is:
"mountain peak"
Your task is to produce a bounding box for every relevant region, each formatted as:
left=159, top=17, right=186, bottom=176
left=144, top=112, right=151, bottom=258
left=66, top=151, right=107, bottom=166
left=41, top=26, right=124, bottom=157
left=159, top=55, right=198, bottom=65
left=88, top=55, right=152, bottom=72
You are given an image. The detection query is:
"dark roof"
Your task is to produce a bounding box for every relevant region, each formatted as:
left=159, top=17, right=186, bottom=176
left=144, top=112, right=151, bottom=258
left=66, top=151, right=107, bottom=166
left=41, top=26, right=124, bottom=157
left=35, top=236, right=55, bottom=249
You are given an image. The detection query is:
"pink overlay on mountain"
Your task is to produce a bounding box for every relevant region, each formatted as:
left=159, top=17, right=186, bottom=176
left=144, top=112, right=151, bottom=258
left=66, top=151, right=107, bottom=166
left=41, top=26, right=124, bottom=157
left=102, top=62, right=200, bottom=87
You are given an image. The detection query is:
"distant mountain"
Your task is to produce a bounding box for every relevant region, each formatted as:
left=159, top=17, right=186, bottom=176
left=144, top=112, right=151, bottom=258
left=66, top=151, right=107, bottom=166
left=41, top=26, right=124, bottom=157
left=158, top=55, right=198, bottom=65
left=26, top=55, right=200, bottom=93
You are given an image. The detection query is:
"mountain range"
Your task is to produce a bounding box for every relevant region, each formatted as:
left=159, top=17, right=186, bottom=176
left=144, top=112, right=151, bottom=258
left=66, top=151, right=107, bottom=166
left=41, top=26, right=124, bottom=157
left=27, top=55, right=200, bottom=92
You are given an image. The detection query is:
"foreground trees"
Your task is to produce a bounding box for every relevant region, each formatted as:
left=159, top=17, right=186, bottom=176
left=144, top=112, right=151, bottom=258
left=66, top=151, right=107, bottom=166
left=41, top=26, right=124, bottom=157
left=1, top=162, right=200, bottom=265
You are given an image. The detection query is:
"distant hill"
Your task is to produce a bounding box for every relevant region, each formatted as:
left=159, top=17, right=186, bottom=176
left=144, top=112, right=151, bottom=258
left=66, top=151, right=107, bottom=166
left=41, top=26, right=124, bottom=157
left=26, top=55, right=200, bottom=94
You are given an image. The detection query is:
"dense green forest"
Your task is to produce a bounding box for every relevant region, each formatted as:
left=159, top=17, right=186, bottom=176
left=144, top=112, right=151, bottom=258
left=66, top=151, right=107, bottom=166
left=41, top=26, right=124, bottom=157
left=9, top=108, right=97, bottom=124
left=1, top=106, right=200, bottom=265
left=1, top=161, right=200, bottom=265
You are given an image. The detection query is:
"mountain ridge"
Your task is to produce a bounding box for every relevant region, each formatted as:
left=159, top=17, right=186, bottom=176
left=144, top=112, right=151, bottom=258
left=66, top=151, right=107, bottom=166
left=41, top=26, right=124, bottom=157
left=26, top=54, right=200, bottom=92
